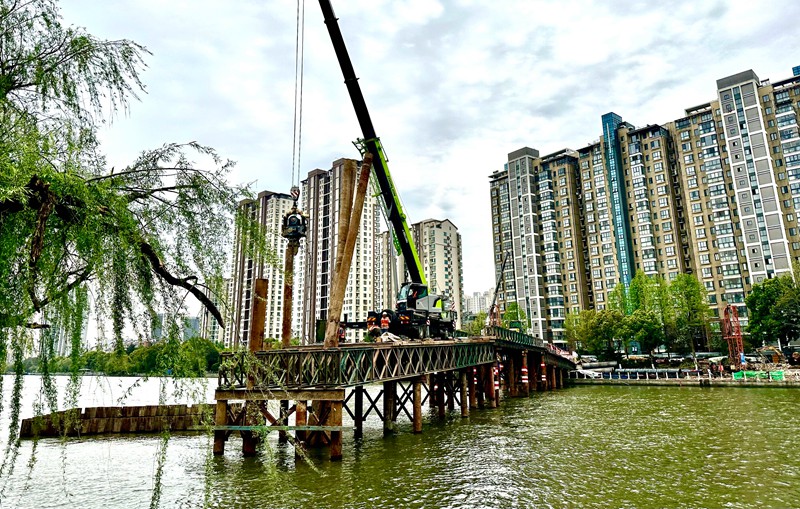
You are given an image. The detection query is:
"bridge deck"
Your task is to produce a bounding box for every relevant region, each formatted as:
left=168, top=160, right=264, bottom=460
left=218, top=335, right=575, bottom=390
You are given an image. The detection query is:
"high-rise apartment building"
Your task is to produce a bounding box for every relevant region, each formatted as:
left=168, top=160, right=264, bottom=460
left=464, top=290, right=493, bottom=316
left=300, top=158, right=380, bottom=343
left=199, top=278, right=230, bottom=345
left=413, top=219, right=464, bottom=328
left=376, top=229, right=401, bottom=311
left=378, top=218, right=465, bottom=328
left=225, top=191, right=300, bottom=349
left=491, top=68, right=800, bottom=340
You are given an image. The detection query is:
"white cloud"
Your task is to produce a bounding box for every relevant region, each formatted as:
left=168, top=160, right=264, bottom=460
left=61, top=0, right=800, bottom=295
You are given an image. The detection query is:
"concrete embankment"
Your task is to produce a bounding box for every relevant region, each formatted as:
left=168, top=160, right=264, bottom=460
left=20, top=404, right=213, bottom=438
left=570, top=378, right=800, bottom=388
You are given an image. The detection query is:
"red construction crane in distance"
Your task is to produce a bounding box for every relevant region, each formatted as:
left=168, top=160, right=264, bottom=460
left=722, top=304, right=744, bottom=368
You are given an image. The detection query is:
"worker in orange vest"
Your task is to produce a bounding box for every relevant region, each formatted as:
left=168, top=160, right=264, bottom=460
left=380, top=312, right=391, bottom=334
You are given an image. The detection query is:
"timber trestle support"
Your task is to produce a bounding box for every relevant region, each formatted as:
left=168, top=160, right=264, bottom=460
left=213, top=336, right=574, bottom=461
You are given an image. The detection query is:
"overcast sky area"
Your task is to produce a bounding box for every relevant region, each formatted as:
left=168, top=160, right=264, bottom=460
left=62, top=0, right=800, bottom=295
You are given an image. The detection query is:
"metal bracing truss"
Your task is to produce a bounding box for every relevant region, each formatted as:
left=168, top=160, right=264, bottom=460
left=218, top=341, right=497, bottom=390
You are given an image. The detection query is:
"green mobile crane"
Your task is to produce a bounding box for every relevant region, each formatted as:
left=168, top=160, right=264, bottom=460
left=319, top=1, right=456, bottom=339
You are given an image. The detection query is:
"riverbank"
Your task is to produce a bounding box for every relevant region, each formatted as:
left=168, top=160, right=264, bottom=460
left=571, top=377, right=800, bottom=388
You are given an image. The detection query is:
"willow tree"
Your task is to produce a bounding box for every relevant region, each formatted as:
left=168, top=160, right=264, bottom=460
left=0, top=0, right=260, bottom=482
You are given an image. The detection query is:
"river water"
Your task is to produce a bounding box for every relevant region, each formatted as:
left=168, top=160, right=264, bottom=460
left=2, top=375, right=800, bottom=509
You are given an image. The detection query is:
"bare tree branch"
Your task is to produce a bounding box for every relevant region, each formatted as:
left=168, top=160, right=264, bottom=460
left=139, top=240, right=224, bottom=329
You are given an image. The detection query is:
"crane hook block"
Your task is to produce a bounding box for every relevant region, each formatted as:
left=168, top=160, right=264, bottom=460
left=282, top=208, right=308, bottom=241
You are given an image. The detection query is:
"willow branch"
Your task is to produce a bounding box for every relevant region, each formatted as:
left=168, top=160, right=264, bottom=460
left=36, top=264, right=94, bottom=311
left=27, top=176, right=57, bottom=311
left=139, top=240, right=224, bottom=328
left=25, top=322, right=51, bottom=329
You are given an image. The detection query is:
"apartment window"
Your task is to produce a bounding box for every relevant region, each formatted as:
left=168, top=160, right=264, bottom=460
left=680, top=131, right=690, bottom=140
left=698, top=241, right=708, bottom=251
left=684, top=154, right=695, bottom=163
left=700, top=254, right=710, bottom=264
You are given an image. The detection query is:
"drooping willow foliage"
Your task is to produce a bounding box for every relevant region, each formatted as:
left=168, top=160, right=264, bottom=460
left=0, top=0, right=268, bottom=489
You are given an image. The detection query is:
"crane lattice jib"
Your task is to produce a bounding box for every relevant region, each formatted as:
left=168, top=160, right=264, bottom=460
left=723, top=305, right=744, bottom=367
left=319, top=0, right=426, bottom=286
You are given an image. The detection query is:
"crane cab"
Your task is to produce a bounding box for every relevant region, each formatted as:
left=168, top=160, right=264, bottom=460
left=396, top=282, right=428, bottom=311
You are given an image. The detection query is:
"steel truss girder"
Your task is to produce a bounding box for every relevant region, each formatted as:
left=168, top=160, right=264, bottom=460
left=219, top=342, right=497, bottom=390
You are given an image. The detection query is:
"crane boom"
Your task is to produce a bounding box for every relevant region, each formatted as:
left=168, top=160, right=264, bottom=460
left=318, top=0, right=426, bottom=285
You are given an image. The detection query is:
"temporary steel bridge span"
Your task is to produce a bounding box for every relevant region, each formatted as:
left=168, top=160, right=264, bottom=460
left=213, top=327, right=576, bottom=460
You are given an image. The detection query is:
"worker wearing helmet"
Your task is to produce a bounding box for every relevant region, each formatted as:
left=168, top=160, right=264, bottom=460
left=380, top=312, right=391, bottom=334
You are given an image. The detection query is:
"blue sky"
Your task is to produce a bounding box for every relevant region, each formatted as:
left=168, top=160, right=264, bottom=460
left=62, top=0, right=800, bottom=294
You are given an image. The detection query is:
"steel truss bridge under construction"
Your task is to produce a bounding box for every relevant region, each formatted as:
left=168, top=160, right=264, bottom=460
left=213, top=326, right=576, bottom=460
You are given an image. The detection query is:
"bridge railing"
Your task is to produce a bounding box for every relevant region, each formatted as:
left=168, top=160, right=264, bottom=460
left=487, top=326, right=544, bottom=348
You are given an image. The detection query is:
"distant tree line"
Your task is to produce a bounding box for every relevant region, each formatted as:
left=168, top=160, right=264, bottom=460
left=565, top=271, right=714, bottom=361
left=17, top=336, right=223, bottom=377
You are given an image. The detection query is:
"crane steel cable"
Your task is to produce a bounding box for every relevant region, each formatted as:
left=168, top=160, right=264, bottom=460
left=290, top=0, right=306, bottom=194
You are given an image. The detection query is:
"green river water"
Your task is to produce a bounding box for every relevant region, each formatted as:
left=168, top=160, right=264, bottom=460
left=3, top=377, right=800, bottom=508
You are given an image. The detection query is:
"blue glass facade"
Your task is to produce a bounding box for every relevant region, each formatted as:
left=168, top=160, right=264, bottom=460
left=601, top=112, right=635, bottom=288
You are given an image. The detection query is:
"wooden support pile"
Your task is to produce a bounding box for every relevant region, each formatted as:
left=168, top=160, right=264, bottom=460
left=324, top=154, right=373, bottom=346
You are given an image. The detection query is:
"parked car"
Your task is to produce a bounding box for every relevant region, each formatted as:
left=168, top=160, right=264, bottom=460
left=653, top=353, right=684, bottom=364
